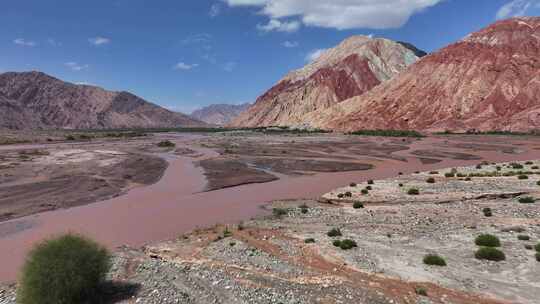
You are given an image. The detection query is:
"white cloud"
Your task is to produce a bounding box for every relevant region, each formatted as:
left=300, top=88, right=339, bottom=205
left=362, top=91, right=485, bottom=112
left=210, top=3, right=222, bottom=17
left=13, top=38, right=37, bottom=47
left=173, top=62, right=199, bottom=70
left=224, top=0, right=442, bottom=30
left=88, top=36, right=111, bottom=46
left=282, top=40, right=299, bottom=48
left=65, top=62, right=89, bottom=71
left=496, top=0, right=540, bottom=19
left=222, top=61, right=237, bottom=72
left=257, top=19, right=301, bottom=32
left=305, top=48, right=327, bottom=62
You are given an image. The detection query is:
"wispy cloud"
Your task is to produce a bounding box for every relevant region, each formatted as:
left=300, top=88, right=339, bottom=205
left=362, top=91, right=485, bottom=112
left=13, top=38, right=37, bottom=47
left=222, top=61, right=237, bottom=72
left=305, top=48, right=327, bottom=62
left=65, top=62, right=89, bottom=71
left=88, top=36, right=111, bottom=46
left=496, top=0, right=540, bottom=19
left=173, top=62, right=199, bottom=70
left=47, top=38, right=61, bottom=47
left=182, top=33, right=212, bottom=45
left=282, top=40, right=299, bottom=48
left=257, top=19, right=300, bottom=33
left=209, top=3, right=221, bottom=17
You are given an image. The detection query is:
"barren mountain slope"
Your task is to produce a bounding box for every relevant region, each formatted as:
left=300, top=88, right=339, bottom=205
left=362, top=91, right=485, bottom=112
left=191, top=103, right=251, bottom=125
left=0, top=71, right=205, bottom=129
left=230, top=36, right=423, bottom=127
left=307, top=17, right=540, bottom=132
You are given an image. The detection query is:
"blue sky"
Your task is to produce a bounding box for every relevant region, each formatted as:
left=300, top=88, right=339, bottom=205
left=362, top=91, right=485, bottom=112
left=1, top=0, right=539, bottom=113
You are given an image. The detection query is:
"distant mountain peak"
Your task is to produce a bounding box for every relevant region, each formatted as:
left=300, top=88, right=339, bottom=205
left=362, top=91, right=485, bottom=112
left=191, top=103, right=251, bottom=126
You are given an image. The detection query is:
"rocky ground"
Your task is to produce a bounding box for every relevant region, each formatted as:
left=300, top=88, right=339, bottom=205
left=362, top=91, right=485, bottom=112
left=4, top=160, right=539, bottom=303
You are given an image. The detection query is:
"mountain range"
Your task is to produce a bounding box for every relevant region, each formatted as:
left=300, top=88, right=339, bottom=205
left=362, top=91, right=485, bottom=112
left=0, top=71, right=204, bottom=130
left=190, top=103, right=251, bottom=125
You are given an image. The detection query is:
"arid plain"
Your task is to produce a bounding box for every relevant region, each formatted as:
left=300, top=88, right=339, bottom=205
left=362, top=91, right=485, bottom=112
left=1, top=130, right=540, bottom=303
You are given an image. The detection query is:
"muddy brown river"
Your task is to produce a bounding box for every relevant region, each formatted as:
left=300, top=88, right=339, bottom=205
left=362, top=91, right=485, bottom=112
left=1, top=134, right=540, bottom=282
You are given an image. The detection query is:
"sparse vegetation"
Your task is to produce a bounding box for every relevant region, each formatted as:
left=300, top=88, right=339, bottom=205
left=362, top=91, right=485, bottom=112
left=535, top=243, right=540, bottom=252
left=536, top=253, right=540, bottom=262
left=415, top=286, right=428, bottom=296
left=367, top=180, right=374, bottom=185
left=429, top=171, right=439, bottom=175
left=475, top=234, right=501, bottom=247
left=327, top=228, right=342, bottom=237
left=361, top=189, right=369, bottom=195
left=272, top=208, right=288, bottom=217
left=353, top=202, right=364, bottom=209
left=407, top=188, right=420, bottom=195
left=349, top=129, right=425, bottom=138
left=365, top=186, right=372, bottom=191
left=337, top=239, right=357, bottom=250
left=299, top=204, right=309, bottom=214
left=17, top=234, right=111, bottom=304
left=510, top=163, right=524, bottom=169
left=423, top=254, right=447, bottom=266
left=517, top=235, right=530, bottom=241
left=304, top=238, right=316, bottom=244
left=482, top=208, right=493, bottom=217
left=475, top=247, right=506, bottom=261
left=426, top=177, right=435, bottom=184
left=519, top=196, right=536, bottom=204
left=349, top=182, right=357, bottom=187
left=157, top=140, right=176, bottom=148
left=445, top=172, right=455, bottom=178
left=517, top=174, right=529, bottom=180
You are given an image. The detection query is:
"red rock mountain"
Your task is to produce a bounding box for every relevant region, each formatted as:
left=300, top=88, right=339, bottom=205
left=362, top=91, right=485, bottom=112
left=191, top=103, right=251, bottom=125
left=308, top=17, right=540, bottom=132
left=230, top=36, right=424, bottom=127
left=0, top=71, right=205, bottom=129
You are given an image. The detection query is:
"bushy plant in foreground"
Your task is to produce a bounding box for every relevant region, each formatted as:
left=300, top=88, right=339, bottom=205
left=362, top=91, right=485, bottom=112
left=475, top=234, right=501, bottom=247
left=18, top=234, right=111, bottom=304
left=475, top=247, right=505, bottom=261
left=407, top=188, right=420, bottom=195
left=423, top=254, right=447, bottom=266
left=327, top=228, right=342, bottom=237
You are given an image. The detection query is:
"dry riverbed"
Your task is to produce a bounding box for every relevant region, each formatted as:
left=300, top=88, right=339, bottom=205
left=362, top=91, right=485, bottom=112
left=3, top=160, right=538, bottom=304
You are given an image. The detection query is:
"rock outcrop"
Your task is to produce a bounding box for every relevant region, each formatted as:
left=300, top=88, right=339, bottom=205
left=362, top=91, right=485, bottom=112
left=308, top=17, right=540, bottom=132
left=0, top=71, right=205, bottom=129
left=230, top=36, right=423, bottom=127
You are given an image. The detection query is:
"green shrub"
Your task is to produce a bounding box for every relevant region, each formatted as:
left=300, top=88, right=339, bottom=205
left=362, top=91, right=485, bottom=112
left=475, top=247, right=506, bottom=261
left=525, top=161, right=534, bottom=165
left=423, top=254, right=447, bottom=266
left=475, top=234, right=501, bottom=247
left=525, top=244, right=533, bottom=250
left=398, top=183, right=404, bottom=187
left=361, top=189, right=369, bottom=195
left=353, top=202, right=364, bottom=209
left=476, top=164, right=483, bottom=169
left=157, top=140, right=175, bottom=148
left=517, top=235, right=530, bottom=241
left=510, top=163, right=524, bottom=169
left=272, top=208, right=288, bottom=217
left=426, top=177, right=435, bottom=184
left=536, top=252, right=540, bottom=262
left=518, top=174, right=529, bottom=180
left=465, top=177, right=472, bottom=181
left=299, top=204, right=309, bottom=214
left=18, top=234, right=110, bottom=304
left=338, top=239, right=357, bottom=250
left=537, top=181, right=540, bottom=186
left=445, top=172, right=455, bottom=178
left=365, top=186, right=372, bottom=191
left=344, top=191, right=353, bottom=198
left=519, top=196, right=536, bottom=204
left=367, top=180, right=374, bottom=185
left=327, top=228, right=342, bottom=237
left=407, top=188, right=420, bottom=195
left=482, top=208, right=493, bottom=217
left=333, top=240, right=342, bottom=247
left=337, top=193, right=344, bottom=198
left=415, top=286, right=428, bottom=296
left=304, top=238, right=316, bottom=244
left=535, top=243, right=540, bottom=252
left=349, top=183, right=357, bottom=187
left=429, top=171, right=439, bottom=175
left=496, top=166, right=502, bottom=171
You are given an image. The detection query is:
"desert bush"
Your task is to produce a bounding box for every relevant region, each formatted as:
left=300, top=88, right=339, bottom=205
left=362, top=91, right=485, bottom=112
left=429, top=171, right=439, bottom=175
left=475, top=234, right=501, bottom=247
left=332, top=240, right=342, bottom=247
left=415, top=286, right=428, bottom=296
left=445, top=172, right=455, bottom=178
left=482, top=208, right=492, bottom=217
left=353, top=202, right=364, bottom=209
left=457, top=173, right=467, bottom=178
left=338, top=239, right=357, bottom=250
left=299, top=204, right=309, bottom=214
left=398, top=183, right=404, bottom=187
left=349, top=183, right=357, bottom=187
left=304, top=238, right=315, bottom=244
left=337, top=193, right=344, bottom=198
left=361, top=189, right=369, bottom=195
left=327, top=228, right=342, bottom=237
left=517, top=235, right=530, bottom=241
left=426, top=177, right=435, bottom=184
left=465, top=177, right=472, bottom=181
left=476, top=164, right=483, bottom=169
left=475, top=247, right=505, bottom=261
left=407, top=188, right=420, bottom=195
left=17, top=234, right=110, bottom=304
left=365, top=186, right=372, bottom=191
left=537, top=181, right=540, bottom=186
left=348, top=129, right=424, bottom=138
left=496, top=166, right=502, bottom=171
left=344, top=191, right=352, bottom=198
left=519, top=196, right=536, bottom=204
left=367, top=180, right=374, bottom=185
left=157, top=140, right=175, bottom=148
left=535, top=243, right=540, bottom=252
left=518, top=174, right=529, bottom=180
left=525, top=161, right=534, bottom=165
left=510, top=163, right=524, bottom=169
left=272, top=208, right=288, bottom=217
left=525, top=244, right=534, bottom=250
left=536, top=253, right=540, bottom=262
left=423, top=254, right=447, bottom=266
